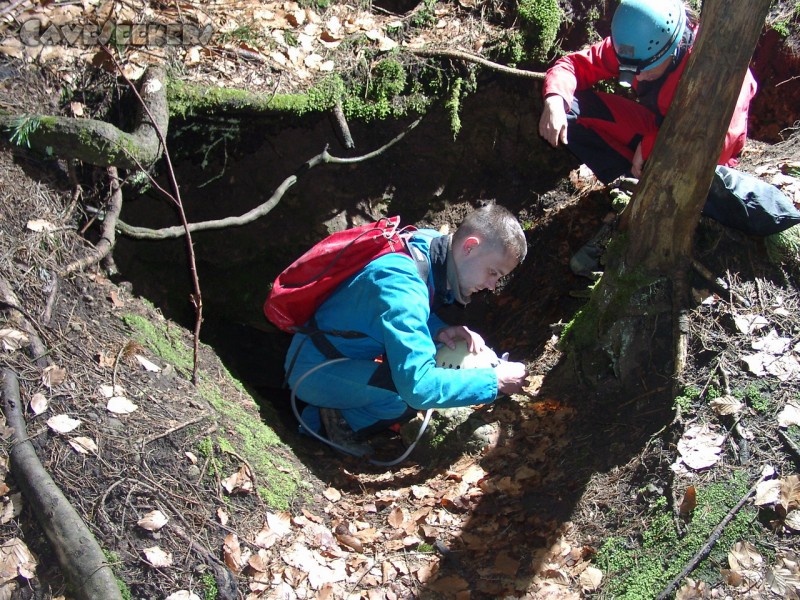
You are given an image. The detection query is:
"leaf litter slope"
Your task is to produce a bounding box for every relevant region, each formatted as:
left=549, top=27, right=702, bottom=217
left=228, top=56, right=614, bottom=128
left=4, top=128, right=800, bottom=599
left=3, top=3, right=800, bottom=600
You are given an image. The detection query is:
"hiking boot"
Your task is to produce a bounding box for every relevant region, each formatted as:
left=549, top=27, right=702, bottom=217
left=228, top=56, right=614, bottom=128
left=570, top=216, right=617, bottom=279
left=319, top=408, right=373, bottom=457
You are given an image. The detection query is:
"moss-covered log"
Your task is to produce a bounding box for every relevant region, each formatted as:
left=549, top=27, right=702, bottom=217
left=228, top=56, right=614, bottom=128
left=0, top=65, right=168, bottom=169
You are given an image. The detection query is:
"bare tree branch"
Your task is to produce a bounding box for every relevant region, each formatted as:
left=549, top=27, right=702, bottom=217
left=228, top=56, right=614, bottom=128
left=116, top=117, right=422, bottom=240
left=407, top=47, right=546, bottom=80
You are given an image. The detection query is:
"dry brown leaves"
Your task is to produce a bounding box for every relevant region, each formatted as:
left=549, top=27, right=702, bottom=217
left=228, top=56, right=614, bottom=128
left=1, top=0, right=496, bottom=95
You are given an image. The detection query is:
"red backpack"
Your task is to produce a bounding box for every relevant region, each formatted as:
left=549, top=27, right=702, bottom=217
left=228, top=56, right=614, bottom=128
left=264, top=216, right=422, bottom=333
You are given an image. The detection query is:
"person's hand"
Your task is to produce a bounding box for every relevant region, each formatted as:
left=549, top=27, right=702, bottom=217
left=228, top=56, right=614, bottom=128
left=631, top=142, right=645, bottom=178
left=494, top=360, right=528, bottom=395
left=539, top=95, right=569, bottom=147
left=435, top=325, right=485, bottom=353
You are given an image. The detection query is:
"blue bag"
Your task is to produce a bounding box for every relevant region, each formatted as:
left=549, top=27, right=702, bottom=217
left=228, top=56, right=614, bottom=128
left=702, top=166, right=800, bottom=236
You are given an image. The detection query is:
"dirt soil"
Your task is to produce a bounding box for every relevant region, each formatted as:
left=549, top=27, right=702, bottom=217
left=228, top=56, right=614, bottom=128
left=3, top=2, right=800, bottom=600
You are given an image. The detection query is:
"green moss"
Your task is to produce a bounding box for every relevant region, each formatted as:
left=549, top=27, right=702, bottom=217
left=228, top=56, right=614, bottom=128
left=201, top=572, right=218, bottom=600
left=103, top=549, right=132, bottom=600
left=674, top=385, right=701, bottom=411
left=411, top=0, right=437, bottom=28
left=121, top=313, right=305, bottom=509
left=558, top=256, right=660, bottom=354
left=597, top=472, right=755, bottom=597
left=368, top=59, right=407, bottom=102
left=445, top=78, right=463, bottom=139
left=517, top=0, right=562, bottom=62
left=122, top=313, right=194, bottom=373
left=733, top=382, right=772, bottom=413
left=167, top=79, right=309, bottom=118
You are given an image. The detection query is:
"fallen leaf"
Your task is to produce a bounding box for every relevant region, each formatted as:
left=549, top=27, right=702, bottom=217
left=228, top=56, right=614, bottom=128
left=223, top=533, right=242, bottom=573
left=165, top=592, right=201, bottom=600
left=29, top=393, right=48, bottom=415
left=778, top=402, right=800, bottom=428
left=734, top=314, right=769, bottom=334
left=754, top=479, right=782, bottom=507
left=676, top=424, right=724, bottom=470
left=0, top=329, right=28, bottom=352
left=580, top=566, right=603, bottom=591
left=143, top=546, right=173, bottom=568
left=0, top=538, right=36, bottom=583
left=99, top=384, right=126, bottom=398
left=47, top=414, right=80, bottom=434
left=266, top=511, right=292, bottom=537
left=68, top=437, right=98, bottom=455
left=323, top=487, right=341, bottom=502
left=107, top=397, right=138, bottom=415
left=41, top=365, right=67, bottom=388
left=709, top=394, right=743, bottom=416
left=221, top=466, right=253, bottom=495
left=138, top=510, right=169, bottom=531
left=135, top=354, right=161, bottom=372
left=679, top=486, right=697, bottom=518
left=26, top=219, right=56, bottom=232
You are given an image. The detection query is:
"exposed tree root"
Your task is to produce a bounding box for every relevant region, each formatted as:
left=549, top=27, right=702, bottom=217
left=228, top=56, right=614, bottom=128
left=62, top=166, right=123, bottom=275
left=1, top=368, right=123, bottom=600
left=407, top=47, right=546, bottom=80
left=0, top=65, right=167, bottom=169
left=116, top=117, right=422, bottom=240
left=0, top=275, right=50, bottom=369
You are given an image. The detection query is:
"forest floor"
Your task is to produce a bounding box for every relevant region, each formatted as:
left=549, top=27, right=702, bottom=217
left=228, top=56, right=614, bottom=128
left=2, top=1, right=800, bottom=600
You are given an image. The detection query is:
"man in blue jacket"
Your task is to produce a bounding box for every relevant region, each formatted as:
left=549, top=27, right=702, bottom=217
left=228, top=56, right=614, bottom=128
left=284, top=204, right=529, bottom=457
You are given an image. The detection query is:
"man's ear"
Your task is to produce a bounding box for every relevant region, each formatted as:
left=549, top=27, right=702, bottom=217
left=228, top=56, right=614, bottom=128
left=460, top=236, right=480, bottom=255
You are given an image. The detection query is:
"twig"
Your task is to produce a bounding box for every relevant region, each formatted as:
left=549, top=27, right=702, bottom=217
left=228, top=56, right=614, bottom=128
left=1, top=369, right=124, bottom=600
left=168, top=522, right=238, bottom=600
left=140, top=413, right=209, bottom=446
left=779, top=429, right=800, bottom=465
left=407, top=47, right=546, bottom=80
left=0, top=275, right=50, bottom=369
left=115, top=117, right=423, bottom=240
left=101, top=47, right=204, bottom=385
left=42, top=275, right=59, bottom=326
left=655, top=469, right=770, bottom=600
left=332, top=99, right=354, bottom=149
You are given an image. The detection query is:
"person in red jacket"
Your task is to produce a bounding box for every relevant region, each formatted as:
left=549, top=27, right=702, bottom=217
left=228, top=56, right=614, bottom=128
left=539, top=0, right=757, bottom=185
left=539, top=0, right=758, bottom=276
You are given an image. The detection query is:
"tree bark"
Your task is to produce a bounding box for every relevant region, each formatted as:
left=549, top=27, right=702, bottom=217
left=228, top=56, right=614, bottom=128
left=621, top=0, right=771, bottom=271
left=0, top=65, right=167, bottom=169
left=563, top=0, right=771, bottom=389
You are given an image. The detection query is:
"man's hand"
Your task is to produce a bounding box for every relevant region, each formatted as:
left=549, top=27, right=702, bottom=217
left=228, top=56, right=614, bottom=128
left=494, top=360, right=529, bottom=395
left=539, top=95, right=569, bottom=147
left=435, top=325, right=485, bottom=353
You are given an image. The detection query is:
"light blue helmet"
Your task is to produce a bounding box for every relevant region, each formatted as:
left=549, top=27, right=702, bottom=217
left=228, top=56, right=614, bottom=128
left=611, top=0, right=687, bottom=87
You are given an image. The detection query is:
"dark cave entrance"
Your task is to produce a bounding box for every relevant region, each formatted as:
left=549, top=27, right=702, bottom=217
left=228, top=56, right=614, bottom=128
left=110, top=45, right=800, bottom=432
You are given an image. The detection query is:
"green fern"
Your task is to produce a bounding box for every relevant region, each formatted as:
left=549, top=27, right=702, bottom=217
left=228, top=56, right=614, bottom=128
left=9, top=115, right=42, bottom=147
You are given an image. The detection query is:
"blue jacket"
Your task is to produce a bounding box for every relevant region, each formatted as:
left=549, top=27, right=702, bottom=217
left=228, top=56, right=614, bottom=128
left=286, top=230, right=499, bottom=410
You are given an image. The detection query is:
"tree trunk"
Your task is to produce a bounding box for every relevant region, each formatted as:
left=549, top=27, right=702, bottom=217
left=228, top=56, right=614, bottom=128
left=562, top=0, right=771, bottom=391
left=620, top=0, right=771, bottom=271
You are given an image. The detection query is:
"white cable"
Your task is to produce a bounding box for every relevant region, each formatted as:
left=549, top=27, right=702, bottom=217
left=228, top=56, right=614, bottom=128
left=290, top=357, right=432, bottom=466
